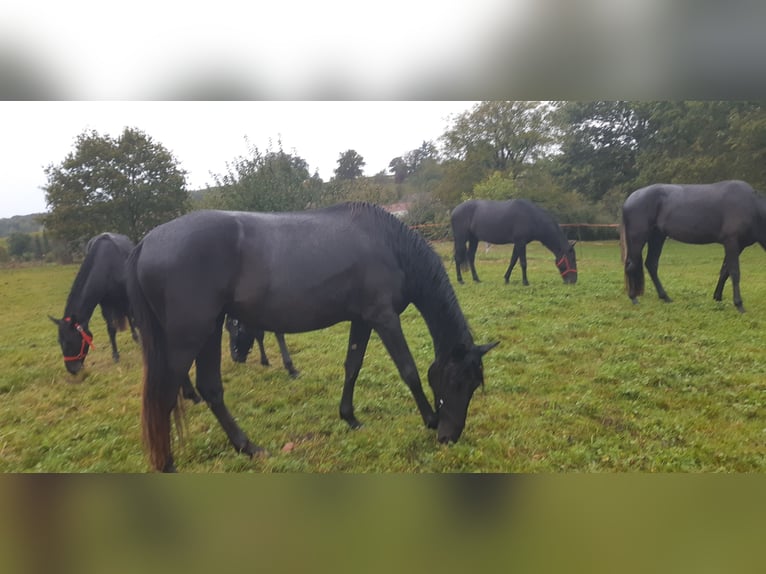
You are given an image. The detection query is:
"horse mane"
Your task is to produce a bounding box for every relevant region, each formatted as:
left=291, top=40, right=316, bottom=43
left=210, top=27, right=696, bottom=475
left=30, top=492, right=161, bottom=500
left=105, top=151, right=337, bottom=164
left=517, top=199, right=570, bottom=247
left=341, top=202, right=471, bottom=353
left=64, top=236, right=106, bottom=315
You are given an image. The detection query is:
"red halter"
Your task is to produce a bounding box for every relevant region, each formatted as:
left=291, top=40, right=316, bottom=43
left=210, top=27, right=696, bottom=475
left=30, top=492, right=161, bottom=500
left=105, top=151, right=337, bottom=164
left=63, top=317, right=95, bottom=362
left=556, top=255, right=577, bottom=277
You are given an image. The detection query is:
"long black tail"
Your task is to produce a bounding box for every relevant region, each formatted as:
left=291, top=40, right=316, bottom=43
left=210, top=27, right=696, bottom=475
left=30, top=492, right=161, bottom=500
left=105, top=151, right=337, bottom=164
left=453, top=233, right=469, bottom=271
left=620, top=215, right=644, bottom=297
left=126, top=242, right=181, bottom=472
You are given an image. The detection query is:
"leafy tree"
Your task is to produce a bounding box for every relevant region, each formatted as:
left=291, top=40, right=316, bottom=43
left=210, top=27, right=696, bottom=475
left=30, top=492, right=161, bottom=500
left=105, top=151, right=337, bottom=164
left=388, top=156, right=408, bottom=184
left=551, top=101, right=649, bottom=202
left=726, top=103, right=766, bottom=191
left=212, top=138, right=313, bottom=212
left=631, top=101, right=739, bottom=187
left=42, top=127, right=188, bottom=251
left=442, top=101, right=554, bottom=179
left=334, top=149, right=365, bottom=180
left=7, top=232, right=32, bottom=258
left=404, top=140, right=440, bottom=173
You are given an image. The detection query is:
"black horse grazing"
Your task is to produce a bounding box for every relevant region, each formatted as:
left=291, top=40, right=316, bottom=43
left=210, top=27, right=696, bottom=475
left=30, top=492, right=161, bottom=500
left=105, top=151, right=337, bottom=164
left=451, top=198, right=578, bottom=285
left=49, top=233, right=139, bottom=375
left=127, top=203, right=497, bottom=472
left=621, top=180, right=766, bottom=313
left=225, top=315, right=299, bottom=378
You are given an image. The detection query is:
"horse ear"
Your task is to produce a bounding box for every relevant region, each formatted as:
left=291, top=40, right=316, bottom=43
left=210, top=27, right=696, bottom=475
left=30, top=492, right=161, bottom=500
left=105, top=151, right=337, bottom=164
left=477, top=341, right=499, bottom=357
left=48, top=315, right=62, bottom=326
left=569, top=240, right=578, bottom=247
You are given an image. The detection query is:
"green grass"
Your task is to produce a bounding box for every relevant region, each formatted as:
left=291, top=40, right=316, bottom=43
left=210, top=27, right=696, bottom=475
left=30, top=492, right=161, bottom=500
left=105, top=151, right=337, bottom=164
left=1, top=240, right=765, bottom=472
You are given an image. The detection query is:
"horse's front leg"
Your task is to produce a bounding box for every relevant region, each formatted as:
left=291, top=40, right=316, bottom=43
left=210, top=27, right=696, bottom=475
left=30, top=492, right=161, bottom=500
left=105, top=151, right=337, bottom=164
left=339, top=320, right=372, bottom=429
left=645, top=232, right=671, bottom=302
left=722, top=244, right=745, bottom=312
left=196, top=318, right=263, bottom=458
left=715, top=245, right=746, bottom=312
left=100, top=307, right=121, bottom=362
left=254, top=330, right=270, bottom=366
left=128, top=315, right=140, bottom=342
left=504, top=245, right=520, bottom=284
left=713, top=258, right=730, bottom=303
left=374, top=316, right=437, bottom=430
left=275, top=333, right=299, bottom=378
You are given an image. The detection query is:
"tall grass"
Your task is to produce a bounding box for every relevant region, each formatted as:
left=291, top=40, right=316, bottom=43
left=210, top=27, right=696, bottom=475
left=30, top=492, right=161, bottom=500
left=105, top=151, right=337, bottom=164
left=1, top=240, right=764, bottom=472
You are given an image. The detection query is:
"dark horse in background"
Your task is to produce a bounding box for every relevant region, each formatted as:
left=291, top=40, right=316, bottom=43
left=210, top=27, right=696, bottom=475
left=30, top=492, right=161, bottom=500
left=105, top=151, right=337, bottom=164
left=127, top=202, right=497, bottom=472
left=621, top=180, right=766, bottom=313
left=451, top=198, right=578, bottom=285
left=49, top=233, right=138, bottom=375
left=225, top=315, right=299, bottom=378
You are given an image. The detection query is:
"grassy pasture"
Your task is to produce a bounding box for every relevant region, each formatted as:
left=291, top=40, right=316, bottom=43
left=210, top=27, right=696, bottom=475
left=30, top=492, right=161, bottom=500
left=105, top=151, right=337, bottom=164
left=1, top=239, right=764, bottom=472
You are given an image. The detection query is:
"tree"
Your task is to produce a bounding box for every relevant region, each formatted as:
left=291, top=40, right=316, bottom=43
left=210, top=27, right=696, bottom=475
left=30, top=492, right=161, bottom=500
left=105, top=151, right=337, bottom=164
left=334, top=149, right=365, bottom=180
left=551, top=101, right=649, bottom=202
left=441, top=101, right=555, bottom=179
left=632, top=101, right=763, bottom=188
left=42, top=127, right=189, bottom=251
left=388, top=156, right=408, bottom=184
left=213, top=138, right=313, bottom=212
left=7, top=232, right=32, bottom=258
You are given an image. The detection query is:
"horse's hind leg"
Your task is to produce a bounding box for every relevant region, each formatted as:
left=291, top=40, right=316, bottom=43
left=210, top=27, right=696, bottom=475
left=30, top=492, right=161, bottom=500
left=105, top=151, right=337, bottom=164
left=339, top=320, right=372, bottom=429
left=275, top=333, right=299, bottom=378
left=645, top=232, right=671, bottom=302
left=467, top=237, right=481, bottom=282
left=518, top=244, right=529, bottom=285
left=195, top=316, right=262, bottom=458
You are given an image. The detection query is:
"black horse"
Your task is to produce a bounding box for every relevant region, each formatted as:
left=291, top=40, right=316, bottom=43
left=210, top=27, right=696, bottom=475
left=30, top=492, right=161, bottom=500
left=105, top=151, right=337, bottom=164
left=621, top=180, right=766, bottom=313
left=49, top=233, right=138, bottom=374
left=450, top=198, right=578, bottom=285
left=127, top=202, right=497, bottom=472
left=225, top=315, right=299, bottom=378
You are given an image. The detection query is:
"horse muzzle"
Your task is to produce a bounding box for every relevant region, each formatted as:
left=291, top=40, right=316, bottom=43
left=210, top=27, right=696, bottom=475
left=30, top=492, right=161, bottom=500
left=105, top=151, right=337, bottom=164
left=437, top=420, right=464, bottom=444
left=65, top=359, right=84, bottom=376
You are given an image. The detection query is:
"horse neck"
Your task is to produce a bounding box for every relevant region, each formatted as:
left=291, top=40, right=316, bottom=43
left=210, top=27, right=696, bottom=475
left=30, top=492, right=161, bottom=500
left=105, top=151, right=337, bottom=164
left=405, top=256, right=474, bottom=357
left=64, top=258, right=106, bottom=324
left=413, top=292, right=474, bottom=358
left=537, top=222, right=569, bottom=258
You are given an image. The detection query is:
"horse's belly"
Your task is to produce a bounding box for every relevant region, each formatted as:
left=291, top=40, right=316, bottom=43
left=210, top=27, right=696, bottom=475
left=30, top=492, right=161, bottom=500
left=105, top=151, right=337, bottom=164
left=246, top=296, right=353, bottom=333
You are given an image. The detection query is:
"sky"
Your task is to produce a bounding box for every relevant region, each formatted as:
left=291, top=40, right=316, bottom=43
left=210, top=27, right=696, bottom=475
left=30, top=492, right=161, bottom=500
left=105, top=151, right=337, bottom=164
left=0, top=101, right=477, bottom=218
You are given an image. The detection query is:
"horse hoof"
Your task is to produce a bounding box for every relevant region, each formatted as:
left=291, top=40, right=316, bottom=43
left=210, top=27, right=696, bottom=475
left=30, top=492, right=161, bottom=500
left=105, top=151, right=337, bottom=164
left=630, top=298, right=639, bottom=305
left=288, top=370, right=300, bottom=379
left=736, top=305, right=746, bottom=314
left=342, top=415, right=362, bottom=430
left=241, top=441, right=267, bottom=458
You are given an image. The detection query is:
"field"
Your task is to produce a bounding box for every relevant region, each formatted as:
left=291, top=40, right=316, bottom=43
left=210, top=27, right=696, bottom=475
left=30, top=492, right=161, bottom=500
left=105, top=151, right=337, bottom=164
left=1, top=240, right=765, bottom=472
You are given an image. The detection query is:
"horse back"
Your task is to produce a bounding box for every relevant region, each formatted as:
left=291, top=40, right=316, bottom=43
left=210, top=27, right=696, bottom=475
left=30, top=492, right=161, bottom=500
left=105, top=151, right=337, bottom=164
left=458, top=199, right=543, bottom=244
left=136, top=209, right=406, bottom=335
left=624, top=181, right=762, bottom=245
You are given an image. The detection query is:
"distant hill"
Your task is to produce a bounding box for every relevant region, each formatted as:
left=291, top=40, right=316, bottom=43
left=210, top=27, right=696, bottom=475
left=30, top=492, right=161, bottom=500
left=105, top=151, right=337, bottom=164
left=0, top=213, right=44, bottom=237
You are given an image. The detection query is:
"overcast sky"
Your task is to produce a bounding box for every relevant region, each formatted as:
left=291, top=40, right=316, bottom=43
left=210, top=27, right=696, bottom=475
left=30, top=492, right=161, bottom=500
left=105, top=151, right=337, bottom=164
left=0, top=101, right=477, bottom=218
